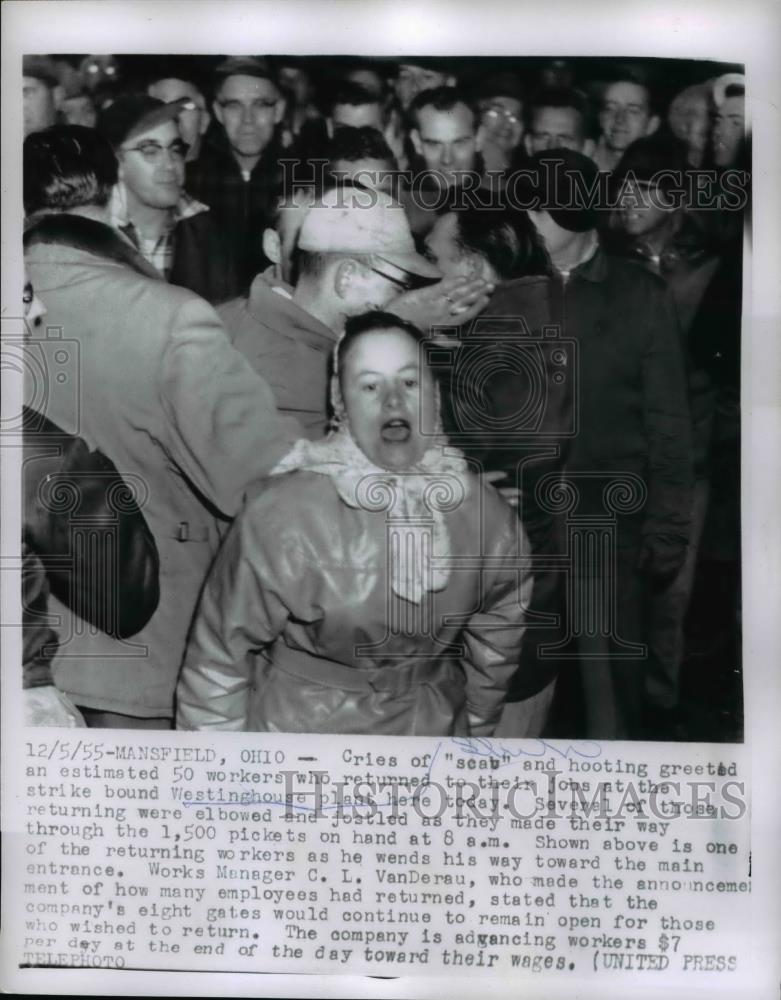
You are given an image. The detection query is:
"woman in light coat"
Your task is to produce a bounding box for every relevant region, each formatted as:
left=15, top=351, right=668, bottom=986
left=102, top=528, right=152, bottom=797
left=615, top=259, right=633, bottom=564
left=177, top=312, right=533, bottom=736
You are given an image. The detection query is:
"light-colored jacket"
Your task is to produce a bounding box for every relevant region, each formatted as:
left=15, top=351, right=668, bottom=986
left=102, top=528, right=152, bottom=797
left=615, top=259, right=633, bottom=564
left=24, top=213, right=300, bottom=718
left=177, top=470, right=532, bottom=736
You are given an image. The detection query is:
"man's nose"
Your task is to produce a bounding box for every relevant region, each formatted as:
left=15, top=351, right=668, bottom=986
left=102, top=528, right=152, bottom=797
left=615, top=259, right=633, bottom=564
left=440, top=144, right=454, bottom=166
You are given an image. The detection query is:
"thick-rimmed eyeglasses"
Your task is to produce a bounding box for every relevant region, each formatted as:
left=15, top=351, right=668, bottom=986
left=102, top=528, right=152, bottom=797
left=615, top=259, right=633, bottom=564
left=121, top=140, right=189, bottom=164
left=367, top=260, right=413, bottom=292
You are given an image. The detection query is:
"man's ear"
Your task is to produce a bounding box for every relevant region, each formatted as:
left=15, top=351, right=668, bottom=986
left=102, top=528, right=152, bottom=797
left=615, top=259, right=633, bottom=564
left=410, top=128, right=423, bottom=156
left=523, top=132, right=535, bottom=156
left=51, top=85, right=65, bottom=110
left=581, top=137, right=596, bottom=158
left=645, top=114, right=661, bottom=137
left=334, top=258, right=359, bottom=299
left=475, top=123, right=485, bottom=153
left=262, top=228, right=281, bottom=265
left=274, top=96, right=286, bottom=126
left=199, top=107, right=211, bottom=136
left=212, top=100, right=224, bottom=127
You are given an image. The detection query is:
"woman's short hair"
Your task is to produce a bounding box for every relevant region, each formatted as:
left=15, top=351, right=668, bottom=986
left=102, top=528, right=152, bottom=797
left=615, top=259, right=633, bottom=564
left=449, top=205, right=552, bottom=280
left=338, top=311, right=428, bottom=379
left=24, top=124, right=118, bottom=216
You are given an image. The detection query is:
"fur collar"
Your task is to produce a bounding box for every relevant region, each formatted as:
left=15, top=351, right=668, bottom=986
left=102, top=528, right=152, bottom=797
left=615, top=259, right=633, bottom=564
left=24, top=212, right=163, bottom=280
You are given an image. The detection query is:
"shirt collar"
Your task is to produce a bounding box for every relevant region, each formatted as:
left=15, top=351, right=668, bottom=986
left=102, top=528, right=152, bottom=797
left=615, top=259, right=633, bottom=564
left=109, top=184, right=209, bottom=230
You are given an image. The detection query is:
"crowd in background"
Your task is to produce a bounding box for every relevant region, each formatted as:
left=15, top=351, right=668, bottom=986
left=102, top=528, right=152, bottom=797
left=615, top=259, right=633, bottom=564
left=20, top=52, right=747, bottom=741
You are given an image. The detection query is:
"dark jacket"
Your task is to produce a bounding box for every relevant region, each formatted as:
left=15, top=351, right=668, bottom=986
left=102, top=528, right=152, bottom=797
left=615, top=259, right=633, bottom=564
left=563, top=247, right=694, bottom=545
left=604, top=219, right=722, bottom=476
left=23, top=406, right=160, bottom=641
left=187, top=129, right=284, bottom=294
left=168, top=212, right=241, bottom=305
left=443, top=275, right=573, bottom=702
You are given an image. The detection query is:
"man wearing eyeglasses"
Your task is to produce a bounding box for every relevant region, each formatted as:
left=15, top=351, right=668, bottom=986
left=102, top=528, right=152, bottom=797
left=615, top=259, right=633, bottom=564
left=97, top=94, right=238, bottom=304
left=472, top=72, right=525, bottom=174
left=187, top=57, right=286, bottom=294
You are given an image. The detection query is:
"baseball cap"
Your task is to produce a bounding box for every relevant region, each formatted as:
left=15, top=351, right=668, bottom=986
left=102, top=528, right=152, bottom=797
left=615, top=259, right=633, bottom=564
left=97, top=94, right=195, bottom=148
left=524, top=149, right=601, bottom=232
left=298, top=186, right=441, bottom=282
left=23, top=55, right=61, bottom=88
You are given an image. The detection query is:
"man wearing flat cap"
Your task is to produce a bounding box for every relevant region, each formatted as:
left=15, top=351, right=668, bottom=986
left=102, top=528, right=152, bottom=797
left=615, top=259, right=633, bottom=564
left=221, top=183, right=441, bottom=437
left=525, top=149, right=694, bottom=740
left=187, top=56, right=286, bottom=293
left=97, top=94, right=239, bottom=303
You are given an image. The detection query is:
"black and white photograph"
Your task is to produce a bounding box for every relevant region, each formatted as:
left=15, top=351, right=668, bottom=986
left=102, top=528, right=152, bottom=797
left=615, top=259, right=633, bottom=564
left=2, top=1, right=779, bottom=997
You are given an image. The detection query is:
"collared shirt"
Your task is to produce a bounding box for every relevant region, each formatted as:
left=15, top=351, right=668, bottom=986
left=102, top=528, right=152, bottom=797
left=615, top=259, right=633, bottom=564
left=109, top=185, right=209, bottom=280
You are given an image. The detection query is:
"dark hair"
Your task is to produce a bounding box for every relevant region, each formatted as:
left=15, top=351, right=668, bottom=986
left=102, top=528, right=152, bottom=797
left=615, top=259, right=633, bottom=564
left=327, top=126, right=396, bottom=167
left=409, top=86, right=474, bottom=127
left=24, top=125, right=118, bottom=215
left=330, top=81, right=382, bottom=112
left=527, top=85, right=589, bottom=133
left=449, top=206, right=552, bottom=280
left=338, top=311, right=427, bottom=379
left=600, top=64, right=658, bottom=114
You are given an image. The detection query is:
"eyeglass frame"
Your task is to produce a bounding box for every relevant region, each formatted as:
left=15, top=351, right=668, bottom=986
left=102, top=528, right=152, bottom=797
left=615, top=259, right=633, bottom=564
left=480, top=104, right=522, bottom=126
left=119, top=138, right=190, bottom=163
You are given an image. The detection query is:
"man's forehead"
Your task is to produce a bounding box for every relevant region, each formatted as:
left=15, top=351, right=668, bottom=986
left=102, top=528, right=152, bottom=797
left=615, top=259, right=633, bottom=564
left=483, top=95, right=522, bottom=113
left=219, top=74, right=279, bottom=100
left=418, top=103, right=475, bottom=135
left=603, top=81, right=650, bottom=106
left=534, top=105, right=579, bottom=128
left=130, top=118, right=181, bottom=145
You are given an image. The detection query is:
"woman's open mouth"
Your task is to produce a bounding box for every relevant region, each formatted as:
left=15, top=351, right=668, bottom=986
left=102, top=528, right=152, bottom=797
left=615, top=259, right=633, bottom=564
left=380, top=418, right=411, bottom=442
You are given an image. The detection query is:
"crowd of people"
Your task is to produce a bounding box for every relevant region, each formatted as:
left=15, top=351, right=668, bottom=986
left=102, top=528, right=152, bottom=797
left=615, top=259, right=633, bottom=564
left=20, top=53, right=747, bottom=741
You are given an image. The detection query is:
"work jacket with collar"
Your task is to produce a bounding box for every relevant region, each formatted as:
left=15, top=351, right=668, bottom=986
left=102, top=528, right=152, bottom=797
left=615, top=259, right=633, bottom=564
left=24, top=213, right=300, bottom=719
left=558, top=246, right=694, bottom=547
left=219, top=271, right=338, bottom=439
left=187, top=130, right=284, bottom=294
left=110, top=185, right=241, bottom=306
left=177, top=470, right=531, bottom=736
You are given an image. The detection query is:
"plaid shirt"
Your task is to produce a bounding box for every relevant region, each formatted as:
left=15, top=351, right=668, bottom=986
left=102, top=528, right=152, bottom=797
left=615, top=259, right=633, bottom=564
left=110, top=186, right=209, bottom=280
